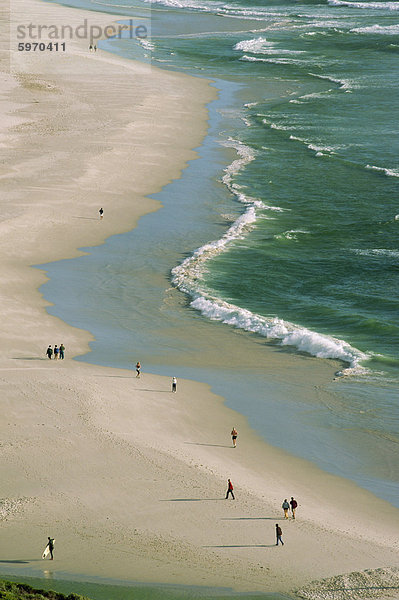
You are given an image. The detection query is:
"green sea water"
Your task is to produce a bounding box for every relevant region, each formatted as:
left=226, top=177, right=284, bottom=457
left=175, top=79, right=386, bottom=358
left=0, top=574, right=292, bottom=600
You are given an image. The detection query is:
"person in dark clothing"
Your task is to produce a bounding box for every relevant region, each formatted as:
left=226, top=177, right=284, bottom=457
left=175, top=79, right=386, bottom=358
left=135, top=361, right=141, bottom=378
left=47, top=537, right=55, bottom=559
left=225, top=478, right=235, bottom=500
left=275, top=524, right=284, bottom=546
left=290, top=496, right=298, bottom=519
left=46, top=345, right=53, bottom=359
left=99, top=207, right=104, bottom=219
left=59, top=344, right=65, bottom=360
left=54, top=345, right=59, bottom=359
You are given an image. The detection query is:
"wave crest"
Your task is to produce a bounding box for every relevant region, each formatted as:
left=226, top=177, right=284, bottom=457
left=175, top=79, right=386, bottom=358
left=171, top=139, right=367, bottom=370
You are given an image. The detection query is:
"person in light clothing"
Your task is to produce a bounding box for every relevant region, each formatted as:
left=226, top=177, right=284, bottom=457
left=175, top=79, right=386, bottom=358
left=282, top=499, right=290, bottom=519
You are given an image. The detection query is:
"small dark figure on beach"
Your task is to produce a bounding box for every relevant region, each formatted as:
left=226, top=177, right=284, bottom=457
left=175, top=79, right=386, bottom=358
left=54, top=345, right=59, bottom=360
left=46, top=345, right=53, bottom=359
left=282, top=499, right=290, bottom=519
left=231, top=427, right=238, bottom=448
left=99, top=207, right=104, bottom=219
left=59, top=344, right=65, bottom=360
left=47, top=537, right=55, bottom=559
left=172, top=377, right=177, bottom=392
left=290, top=496, right=298, bottom=519
left=135, top=361, right=141, bottom=378
left=275, top=524, right=284, bottom=546
left=225, top=478, right=235, bottom=500
left=93, top=44, right=97, bottom=52
left=89, top=44, right=93, bottom=52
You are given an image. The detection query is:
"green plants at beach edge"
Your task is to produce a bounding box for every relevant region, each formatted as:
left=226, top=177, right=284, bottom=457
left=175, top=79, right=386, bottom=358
left=0, top=580, right=92, bottom=600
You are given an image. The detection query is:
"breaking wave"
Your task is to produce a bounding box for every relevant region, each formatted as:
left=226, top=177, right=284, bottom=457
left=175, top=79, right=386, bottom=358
left=171, top=139, right=367, bottom=369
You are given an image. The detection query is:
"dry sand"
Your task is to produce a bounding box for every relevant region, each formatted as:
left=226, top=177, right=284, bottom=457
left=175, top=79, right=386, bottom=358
left=1, top=0, right=399, bottom=598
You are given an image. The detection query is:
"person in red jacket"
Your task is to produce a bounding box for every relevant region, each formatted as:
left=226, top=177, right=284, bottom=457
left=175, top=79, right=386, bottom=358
left=225, top=478, right=235, bottom=500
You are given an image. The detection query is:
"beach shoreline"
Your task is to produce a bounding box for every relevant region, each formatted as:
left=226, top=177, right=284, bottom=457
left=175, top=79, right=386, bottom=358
left=1, top=0, right=399, bottom=597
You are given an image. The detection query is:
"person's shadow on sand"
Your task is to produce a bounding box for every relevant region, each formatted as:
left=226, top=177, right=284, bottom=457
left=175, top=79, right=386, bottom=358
left=220, top=517, right=278, bottom=521
left=0, top=559, right=42, bottom=563
left=184, top=442, right=232, bottom=448
left=161, top=498, right=225, bottom=502
left=203, top=544, right=277, bottom=548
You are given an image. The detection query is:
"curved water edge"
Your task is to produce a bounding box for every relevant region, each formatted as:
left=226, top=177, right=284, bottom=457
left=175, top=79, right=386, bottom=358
left=171, top=138, right=368, bottom=374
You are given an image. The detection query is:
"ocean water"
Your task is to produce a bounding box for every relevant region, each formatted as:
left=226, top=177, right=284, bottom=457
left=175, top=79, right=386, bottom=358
left=40, top=0, right=399, bottom=508
left=0, top=573, right=291, bottom=600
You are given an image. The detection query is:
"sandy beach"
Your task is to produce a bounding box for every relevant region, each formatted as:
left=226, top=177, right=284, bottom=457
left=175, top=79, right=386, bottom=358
left=1, top=0, right=399, bottom=598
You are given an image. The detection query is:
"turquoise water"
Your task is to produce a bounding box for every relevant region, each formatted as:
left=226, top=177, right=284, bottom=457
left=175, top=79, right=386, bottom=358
left=0, top=573, right=291, bottom=600
left=39, top=0, right=399, bottom=508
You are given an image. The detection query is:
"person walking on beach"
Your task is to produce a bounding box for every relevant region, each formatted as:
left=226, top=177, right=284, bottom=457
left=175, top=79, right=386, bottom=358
left=275, top=524, right=284, bottom=546
left=46, top=345, right=53, bottom=360
left=135, top=361, right=141, bottom=378
left=54, top=345, right=59, bottom=360
left=172, top=377, right=177, bottom=392
left=231, top=427, right=238, bottom=448
left=99, top=207, right=104, bottom=219
left=290, top=496, right=298, bottom=519
left=225, top=478, right=235, bottom=500
left=44, top=537, right=55, bottom=560
left=59, top=344, right=65, bottom=360
left=282, top=499, right=290, bottom=519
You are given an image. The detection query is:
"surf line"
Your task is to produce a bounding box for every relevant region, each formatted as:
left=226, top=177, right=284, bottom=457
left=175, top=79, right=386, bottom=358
left=171, top=138, right=368, bottom=372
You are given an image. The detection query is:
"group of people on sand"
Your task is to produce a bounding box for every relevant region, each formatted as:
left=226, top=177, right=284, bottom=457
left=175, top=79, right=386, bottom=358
left=226, top=427, right=298, bottom=546
left=225, top=476, right=298, bottom=546
left=282, top=497, right=298, bottom=520
left=46, top=344, right=65, bottom=360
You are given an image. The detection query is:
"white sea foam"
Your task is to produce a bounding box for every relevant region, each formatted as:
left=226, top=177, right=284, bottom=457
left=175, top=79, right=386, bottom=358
left=171, top=139, right=366, bottom=369
left=308, top=72, right=357, bottom=90
left=289, top=135, right=344, bottom=155
left=141, top=0, right=223, bottom=11
left=366, top=164, right=399, bottom=177
left=187, top=297, right=367, bottom=368
left=351, top=23, right=399, bottom=34
left=141, top=0, right=290, bottom=20
left=299, top=90, right=334, bottom=100
left=139, top=39, right=155, bottom=52
left=269, top=122, right=294, bottom=131
left=351, top=248, right=399, bottom=258
left=308, top=143, right=340, bottom=153
left=241, top=55, right=306, bottom=65
left=290, top=134, right=307, bottom=142
left=328, top=0, right=399, bottom=9
left=234, top=37, right=305, bottom=56
left=233, top=36, right=274, bottom=53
